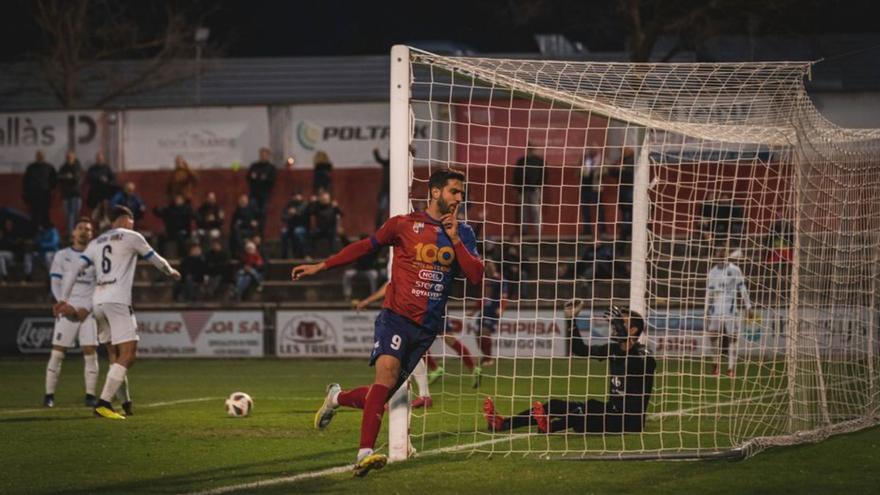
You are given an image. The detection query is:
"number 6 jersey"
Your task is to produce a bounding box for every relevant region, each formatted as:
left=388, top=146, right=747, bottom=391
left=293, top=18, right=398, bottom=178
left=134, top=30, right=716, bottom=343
left=76, top=228, right=169, bottom=306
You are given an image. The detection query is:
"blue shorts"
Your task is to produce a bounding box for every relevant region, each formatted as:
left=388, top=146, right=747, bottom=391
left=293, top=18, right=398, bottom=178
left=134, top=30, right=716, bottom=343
left=480, top=313, right=499, bottom=333
left=369, top=309, right=437, bottom=384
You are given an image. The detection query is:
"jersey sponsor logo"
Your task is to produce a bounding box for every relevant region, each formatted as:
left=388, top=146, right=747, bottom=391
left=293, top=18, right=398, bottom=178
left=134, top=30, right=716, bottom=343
left=412, top=221, right=425, bottom=234
left=418, top=269, right=444, bottom=282
left=414, top=242, right=455, bottom=266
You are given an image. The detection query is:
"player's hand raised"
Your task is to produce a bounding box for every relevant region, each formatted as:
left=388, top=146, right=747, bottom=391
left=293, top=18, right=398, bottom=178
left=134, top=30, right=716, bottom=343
left=292, top=262, right=325, bottom=281
left=440, top=203, right=460, bottom=243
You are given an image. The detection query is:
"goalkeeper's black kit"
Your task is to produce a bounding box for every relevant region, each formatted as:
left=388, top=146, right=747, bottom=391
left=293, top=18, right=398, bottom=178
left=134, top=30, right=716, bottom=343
left=500, top=320, right=656, bottom=433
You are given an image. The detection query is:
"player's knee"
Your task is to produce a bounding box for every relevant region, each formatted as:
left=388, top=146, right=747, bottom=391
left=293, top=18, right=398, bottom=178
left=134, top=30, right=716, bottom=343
left=82, top=346, right=97, bottom=355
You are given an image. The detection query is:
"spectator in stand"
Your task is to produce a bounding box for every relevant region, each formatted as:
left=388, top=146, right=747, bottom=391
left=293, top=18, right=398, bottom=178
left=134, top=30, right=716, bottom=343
left=701, top=193, right=744, bottom=245
left=174, top=242, right=208, bottom=302
left=0, top=208, right=35, bottom=282
left=23, top=150, right=56, bottom=229
left=512, top=143, right=546, bottom=236
left=231, top=194, right=259, bottom=257
left=85, top=151, right=117, bottom=210
left=167, top=155, right=198, bottom=204
left=196, top=191, right=225, bottom=243
left=281, top=192, right=311, bottom=259
left=564, top=240, right=628, bottom=281
left=617, top=148, right=635, bottom=241
left=204, top=239, right=231, bottom=299
left=312, top=150, right=333, bottom=194
left=232, top=239, right=264, bottom=301
left=153, top=194, right=195, bottom=258
left=246, top=147, right=277, bottom=232
left=110, top=182, right=147, bottom=221
left=502, top=234, right=525, bottom=300
left=34, top=222, right=61, bottom=272
left=308, top=190, right=342, bottom=256
left=580, top=147, right=603, bottom=239
left=57, top=150, right=84, bottom=236
left=766, top=217, right=793, bottom=264
left=90, top=200, right=112, bottom=233
left=373, top=147, right=390, bottom=228
left=342, top=233, right=381, bottom=300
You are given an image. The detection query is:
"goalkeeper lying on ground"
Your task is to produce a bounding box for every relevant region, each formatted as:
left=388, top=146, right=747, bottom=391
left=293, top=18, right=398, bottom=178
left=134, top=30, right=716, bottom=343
left=483, top=302, right=656, bottom=434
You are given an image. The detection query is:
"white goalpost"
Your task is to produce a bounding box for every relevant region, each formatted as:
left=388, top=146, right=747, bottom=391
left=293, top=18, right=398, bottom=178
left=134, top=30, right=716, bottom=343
left=388, top=45, right=880, bottom=460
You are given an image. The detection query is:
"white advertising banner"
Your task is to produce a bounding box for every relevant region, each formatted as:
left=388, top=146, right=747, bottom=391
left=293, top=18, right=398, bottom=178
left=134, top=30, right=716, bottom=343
left=123, top=107, right=269, bottom=170
left=289, top=103, right=441, bottom=168
left=275, top=307, right=876, bottom=359
left=275, top=309, right=568, bottom=359
left=137, top=311, right=263, bottom=358
left=276, top=310, right=377, bottom=357
left=0, top=111, right=104, bottom=173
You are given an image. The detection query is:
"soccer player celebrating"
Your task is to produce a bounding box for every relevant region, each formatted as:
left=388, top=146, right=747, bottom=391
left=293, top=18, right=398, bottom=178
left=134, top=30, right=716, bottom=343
left=53, top=206, right=180, bottom=419
left=353, top=280, right=433, bottom=409
left=704, top=249, right=753, bottom=377
left=296, top=168, right=483, bottom=476
left=44, top=218, right=99, bottom=408
left=483, top=302, right=656, bottom=434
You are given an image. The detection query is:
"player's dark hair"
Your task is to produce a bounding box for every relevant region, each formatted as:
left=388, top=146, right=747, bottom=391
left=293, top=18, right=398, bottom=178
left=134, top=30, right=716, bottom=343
left=75, top=216, right=92, bottom=228
left=428, top=168, right=465, bottom=193
left=623, top=309, right=646, bottom=336
left=109, top=205, right=134, bottom=222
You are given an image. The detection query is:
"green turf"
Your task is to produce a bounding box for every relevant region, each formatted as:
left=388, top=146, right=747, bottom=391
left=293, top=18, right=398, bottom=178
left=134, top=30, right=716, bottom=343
left=1, top=357, right=878, bottom=494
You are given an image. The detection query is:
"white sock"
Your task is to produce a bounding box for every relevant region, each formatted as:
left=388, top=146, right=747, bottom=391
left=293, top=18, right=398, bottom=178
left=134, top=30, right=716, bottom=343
left=100, top=364, right=127, bottom=403
left=728, top=344, right=737, bottom=371
left=116, top=376, right=131, bottom=403
left=356, top=448, right=373, bottom=463
left=83, top=353, right=99, bottom=395
left=45, top=350, right=65, bottom=395
left=329, top=389, right=340, bottom=407
left=412, top=360, right=430, bottom=398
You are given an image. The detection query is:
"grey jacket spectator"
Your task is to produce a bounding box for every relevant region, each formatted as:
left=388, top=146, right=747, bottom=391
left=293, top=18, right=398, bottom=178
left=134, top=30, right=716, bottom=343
left=86, top=152, right=117, bottom=209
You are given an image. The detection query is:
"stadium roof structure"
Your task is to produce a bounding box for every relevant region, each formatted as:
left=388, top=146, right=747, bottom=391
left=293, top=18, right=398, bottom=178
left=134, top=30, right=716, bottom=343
left=0, top=34, right=878, bottom=112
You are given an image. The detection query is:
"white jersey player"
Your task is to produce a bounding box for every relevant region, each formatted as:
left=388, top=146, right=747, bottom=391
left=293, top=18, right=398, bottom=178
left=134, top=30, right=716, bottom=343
left=44, top=218, right=99, bottom=408
left=54, top=205, right=180, bottom=419
left=704, top=253, right=753, bottom=377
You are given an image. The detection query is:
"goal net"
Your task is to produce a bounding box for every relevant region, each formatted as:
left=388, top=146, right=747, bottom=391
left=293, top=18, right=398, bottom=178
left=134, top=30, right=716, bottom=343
left=388, top=45, right=880, bottom=460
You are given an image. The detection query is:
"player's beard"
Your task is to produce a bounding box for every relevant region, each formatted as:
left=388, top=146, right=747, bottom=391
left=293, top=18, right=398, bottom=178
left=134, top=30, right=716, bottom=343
left=437, top=197, right=456, bottom=215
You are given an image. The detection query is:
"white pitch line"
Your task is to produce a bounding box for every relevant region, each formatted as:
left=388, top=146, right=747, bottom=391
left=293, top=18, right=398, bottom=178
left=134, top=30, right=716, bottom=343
left=0, top=396, right=324, bottom=415
left=185, top=465, right=353, bottom=495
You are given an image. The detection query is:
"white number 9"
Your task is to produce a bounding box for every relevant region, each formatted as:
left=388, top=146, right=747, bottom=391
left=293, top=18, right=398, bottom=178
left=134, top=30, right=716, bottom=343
left=391, top=334, right=402, bottom=350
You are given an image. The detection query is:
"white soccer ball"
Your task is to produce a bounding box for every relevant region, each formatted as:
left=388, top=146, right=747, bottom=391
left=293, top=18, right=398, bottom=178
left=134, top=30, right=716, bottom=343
left=225, top=392, right=253, bottom=417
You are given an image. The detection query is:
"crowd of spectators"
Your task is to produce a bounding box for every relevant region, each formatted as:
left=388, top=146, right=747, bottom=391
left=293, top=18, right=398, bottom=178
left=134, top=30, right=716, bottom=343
left=3, top=142, right=785, bottom=305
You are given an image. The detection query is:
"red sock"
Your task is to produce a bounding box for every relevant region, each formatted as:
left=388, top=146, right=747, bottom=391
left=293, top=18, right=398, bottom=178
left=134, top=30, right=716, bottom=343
left=359, top=383, right=390, bottom=449
left=448, top=338, right=475, bottom=370
left=336, top=386, right=369, bottom=409
left=479, top=335, right=493, bottom=361
left=425, top=353, right=438, bottom=371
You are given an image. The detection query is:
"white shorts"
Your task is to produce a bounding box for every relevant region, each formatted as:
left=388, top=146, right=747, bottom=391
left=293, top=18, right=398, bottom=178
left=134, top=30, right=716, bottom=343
left=93, top=303, right=139, bottom=345
left=707, top=315, right=740, bottom=335
left=52, top=315, right=98, bottom=348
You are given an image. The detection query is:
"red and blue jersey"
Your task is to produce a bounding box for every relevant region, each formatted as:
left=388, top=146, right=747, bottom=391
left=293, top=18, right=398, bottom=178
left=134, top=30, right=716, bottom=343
left=324, top=211, right=483, bottom=332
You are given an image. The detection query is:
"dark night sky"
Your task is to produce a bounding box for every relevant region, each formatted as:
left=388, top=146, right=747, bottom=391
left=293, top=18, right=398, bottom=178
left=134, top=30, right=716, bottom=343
left=2, top=0, right=880, bottom=62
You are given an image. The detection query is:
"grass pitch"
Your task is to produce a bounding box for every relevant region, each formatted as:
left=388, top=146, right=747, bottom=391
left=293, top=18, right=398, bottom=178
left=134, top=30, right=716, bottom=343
left=1, top=357, right=878, bottom=494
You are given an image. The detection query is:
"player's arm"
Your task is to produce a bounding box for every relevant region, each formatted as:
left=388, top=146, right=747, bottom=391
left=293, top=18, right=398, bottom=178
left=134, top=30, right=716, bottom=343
left=133, top=232, right=180, bottom=280
left=292, top=216, right=401, bottom=280
left=443, top=209, right=482, bottom=285
left=53, top=254, right=91, bottom=318
left=353, top=280, right=389, bottom=311
left=49, top=252, right=64, bottom=302
left=565, top=302, right=611, bottom=359
left=736, top=268, right=754, bottom=318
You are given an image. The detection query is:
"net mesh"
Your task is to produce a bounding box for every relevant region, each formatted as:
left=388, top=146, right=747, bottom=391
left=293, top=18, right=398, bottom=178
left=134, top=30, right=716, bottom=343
left=400, top=48, right=880, bottom=459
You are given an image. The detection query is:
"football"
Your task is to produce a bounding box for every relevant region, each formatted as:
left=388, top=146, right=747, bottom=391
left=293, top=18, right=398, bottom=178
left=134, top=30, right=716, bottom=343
left=225, top=392, right=253, bottom=417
